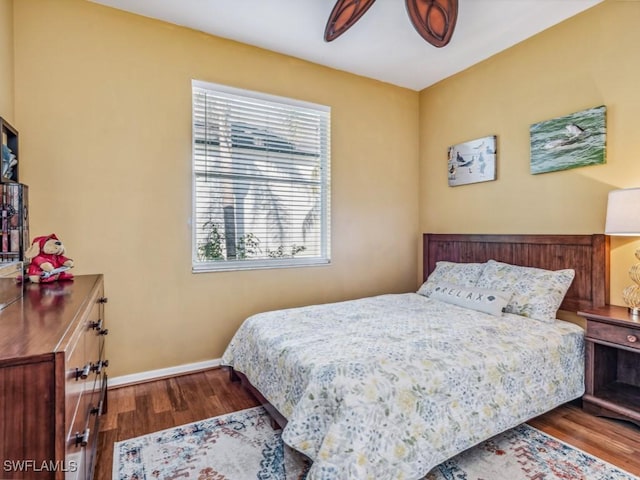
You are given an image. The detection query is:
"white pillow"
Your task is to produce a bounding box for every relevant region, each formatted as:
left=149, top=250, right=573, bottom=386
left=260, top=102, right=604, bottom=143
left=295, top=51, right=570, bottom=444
left=417, top=261, right=485, bottom=297
left=475, top=260, right=575, bottom=323
left=430, top=283, right=511, bottom=316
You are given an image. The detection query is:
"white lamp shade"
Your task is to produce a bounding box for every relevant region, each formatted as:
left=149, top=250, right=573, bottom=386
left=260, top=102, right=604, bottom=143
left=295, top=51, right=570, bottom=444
left=605, top=188, right=640, bottom=235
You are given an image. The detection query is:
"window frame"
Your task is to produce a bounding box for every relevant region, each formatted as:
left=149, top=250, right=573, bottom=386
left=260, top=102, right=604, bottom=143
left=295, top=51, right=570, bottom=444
left=191, top=80, right=331, bottom=273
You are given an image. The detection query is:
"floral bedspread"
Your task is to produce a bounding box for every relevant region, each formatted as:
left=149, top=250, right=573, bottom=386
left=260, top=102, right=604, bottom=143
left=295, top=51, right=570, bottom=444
left=221, top=293, right=584, bottom=480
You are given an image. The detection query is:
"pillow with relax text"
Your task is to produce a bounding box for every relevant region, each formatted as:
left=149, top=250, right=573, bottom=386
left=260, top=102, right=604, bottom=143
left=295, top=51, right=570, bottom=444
left=430, top=283, right=511, bottom=316
left=475, top=259, right=575, bottom=323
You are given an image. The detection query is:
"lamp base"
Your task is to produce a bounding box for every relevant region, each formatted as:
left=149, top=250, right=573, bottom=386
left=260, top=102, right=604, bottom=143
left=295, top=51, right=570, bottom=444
left=622, top=247, right=640, bottom=317
left=629, top=307, right=640, bottom=318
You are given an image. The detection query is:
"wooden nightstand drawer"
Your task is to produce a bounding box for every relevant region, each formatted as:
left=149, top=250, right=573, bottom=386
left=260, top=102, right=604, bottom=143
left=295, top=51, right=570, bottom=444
left=579, top=305, right=640, bottom=426
left=587, top=321, right=640, bottom=350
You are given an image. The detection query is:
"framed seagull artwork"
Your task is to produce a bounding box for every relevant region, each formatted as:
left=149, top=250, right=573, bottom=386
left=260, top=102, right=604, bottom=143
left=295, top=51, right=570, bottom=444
left=447, top=135, right=497, bottom=187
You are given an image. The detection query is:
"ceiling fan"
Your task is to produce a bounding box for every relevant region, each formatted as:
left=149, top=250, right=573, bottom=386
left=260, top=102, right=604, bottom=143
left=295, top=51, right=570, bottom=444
left=324, top=0, right=458, bottom=47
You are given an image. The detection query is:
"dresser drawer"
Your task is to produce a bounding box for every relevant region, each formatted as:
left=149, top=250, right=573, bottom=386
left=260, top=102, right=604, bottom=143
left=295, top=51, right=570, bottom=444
left=587, top=321, right=640, bottom=350
left=85, top=287, right=107, bottom=376
left=65, top=359, right=105, bottom=480
left=65, top=285, right=106, bottom=444
left=65, top=334, right=87, bottom=441
left=87, top=372, right=108, bottom=480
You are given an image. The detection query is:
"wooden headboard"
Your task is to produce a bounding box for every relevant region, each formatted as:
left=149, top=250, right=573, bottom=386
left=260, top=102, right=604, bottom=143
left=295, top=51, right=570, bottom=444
left=423, top=234, right=610, bottom=312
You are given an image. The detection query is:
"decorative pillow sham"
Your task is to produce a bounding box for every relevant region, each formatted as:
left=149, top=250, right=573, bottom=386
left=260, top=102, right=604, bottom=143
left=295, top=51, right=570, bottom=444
left=430, top=283, right=511, bottom=316
left=417, top=261, right=485, bottom=298
left=475, top=259, right=575, bottom=323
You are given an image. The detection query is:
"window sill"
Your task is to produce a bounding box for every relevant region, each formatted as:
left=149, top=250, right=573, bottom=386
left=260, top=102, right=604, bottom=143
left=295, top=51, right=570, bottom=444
left=192, top=257, right=331, bottom=273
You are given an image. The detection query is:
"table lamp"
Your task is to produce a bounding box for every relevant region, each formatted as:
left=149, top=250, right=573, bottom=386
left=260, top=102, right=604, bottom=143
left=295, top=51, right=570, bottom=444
left=605, top=187, right=640, bottom=316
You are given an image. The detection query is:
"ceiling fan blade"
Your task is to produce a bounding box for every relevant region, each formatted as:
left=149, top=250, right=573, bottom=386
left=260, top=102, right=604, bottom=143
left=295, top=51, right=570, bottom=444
left=324, top=0, right=377, bottom=42
left=405, top=0, right=458, bottom=47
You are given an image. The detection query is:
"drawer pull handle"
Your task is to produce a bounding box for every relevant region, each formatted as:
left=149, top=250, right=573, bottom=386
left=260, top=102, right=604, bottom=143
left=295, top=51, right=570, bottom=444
left=91, top=398, right=105, bottom=417
left=74, top=429, right=90, bottom=447
left=89, top=318, right=103, bottom=331
left=627, top=335, right=638, bottom=343
left=98, top=297, right=108, bottom=304
left=75, top=363, right=91, bottom=380
left=91, top=359, right=109, bottom=375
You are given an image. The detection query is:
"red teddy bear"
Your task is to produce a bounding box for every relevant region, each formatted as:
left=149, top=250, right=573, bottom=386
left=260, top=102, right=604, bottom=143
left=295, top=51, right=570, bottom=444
left=25, top=234, right=74, bottom=283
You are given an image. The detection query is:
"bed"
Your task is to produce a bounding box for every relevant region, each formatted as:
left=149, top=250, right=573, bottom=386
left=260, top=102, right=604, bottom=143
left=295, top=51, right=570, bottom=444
left=221, top=233, right=610, bottom=480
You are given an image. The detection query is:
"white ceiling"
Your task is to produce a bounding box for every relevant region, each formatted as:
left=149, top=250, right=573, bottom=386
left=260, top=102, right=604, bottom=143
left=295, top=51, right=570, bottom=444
left=89, top=0, right=604, bottom=91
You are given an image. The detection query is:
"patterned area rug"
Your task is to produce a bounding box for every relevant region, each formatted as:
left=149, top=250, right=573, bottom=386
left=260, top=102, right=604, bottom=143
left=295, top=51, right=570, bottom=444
left=113, top=406, right=638, bottom=480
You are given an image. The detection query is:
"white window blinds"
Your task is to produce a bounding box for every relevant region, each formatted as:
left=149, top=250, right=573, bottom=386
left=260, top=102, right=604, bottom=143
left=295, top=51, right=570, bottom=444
left=192, top=80, right=331, bottom=272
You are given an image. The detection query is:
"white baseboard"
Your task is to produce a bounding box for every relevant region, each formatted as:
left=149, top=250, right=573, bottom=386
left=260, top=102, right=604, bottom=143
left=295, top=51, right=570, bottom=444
left=108, top=358, right=222, bottom=388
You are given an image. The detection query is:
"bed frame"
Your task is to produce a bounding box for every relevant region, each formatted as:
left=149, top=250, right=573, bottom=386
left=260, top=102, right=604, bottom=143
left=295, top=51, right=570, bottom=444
left=423, top=233, right=609, bottom=312
left=231, top=233, right=610, bottom=429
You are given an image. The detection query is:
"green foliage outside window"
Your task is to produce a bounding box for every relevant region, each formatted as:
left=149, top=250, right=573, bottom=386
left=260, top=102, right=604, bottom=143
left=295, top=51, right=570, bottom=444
left=198, top=222, right=306, bottom=261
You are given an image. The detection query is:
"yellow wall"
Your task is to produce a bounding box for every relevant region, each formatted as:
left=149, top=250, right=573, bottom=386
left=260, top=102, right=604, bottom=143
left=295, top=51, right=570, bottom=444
left=0, top=0, right=14, bottom=121
left=419, top=0, right=640, bottom=307
left=12, top=0, right=419, bottom=377
left=11, top=0, right=639, bottom=378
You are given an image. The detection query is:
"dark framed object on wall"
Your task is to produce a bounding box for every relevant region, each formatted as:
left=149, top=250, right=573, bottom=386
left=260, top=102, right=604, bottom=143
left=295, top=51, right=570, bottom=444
left=0, top=117, right=19, bottom=183
left=0, top=183, right=28, bottom=263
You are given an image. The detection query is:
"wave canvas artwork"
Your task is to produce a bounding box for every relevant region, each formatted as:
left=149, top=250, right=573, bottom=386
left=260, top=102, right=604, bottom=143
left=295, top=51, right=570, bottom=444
left=530, top=105, right=606, bottom=174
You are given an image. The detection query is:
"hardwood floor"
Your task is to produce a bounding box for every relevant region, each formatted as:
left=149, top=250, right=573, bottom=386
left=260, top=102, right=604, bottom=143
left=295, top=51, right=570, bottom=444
left=95, top=368, right=260, bottom=480
left=97, top=368, right=640, bottom=479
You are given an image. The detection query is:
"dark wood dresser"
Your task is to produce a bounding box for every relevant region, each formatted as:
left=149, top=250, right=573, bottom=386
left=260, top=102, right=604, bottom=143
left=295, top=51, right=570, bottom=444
left=0, top=274, right=107, bottom=479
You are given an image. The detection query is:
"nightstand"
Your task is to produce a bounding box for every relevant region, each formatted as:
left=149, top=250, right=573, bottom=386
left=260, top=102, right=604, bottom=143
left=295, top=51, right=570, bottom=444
left=578, top=305, right=640, bottom=426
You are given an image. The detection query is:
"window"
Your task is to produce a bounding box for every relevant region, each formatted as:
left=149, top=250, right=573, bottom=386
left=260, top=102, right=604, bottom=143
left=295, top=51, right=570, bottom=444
left=192, top=80, right=331, bottom=272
